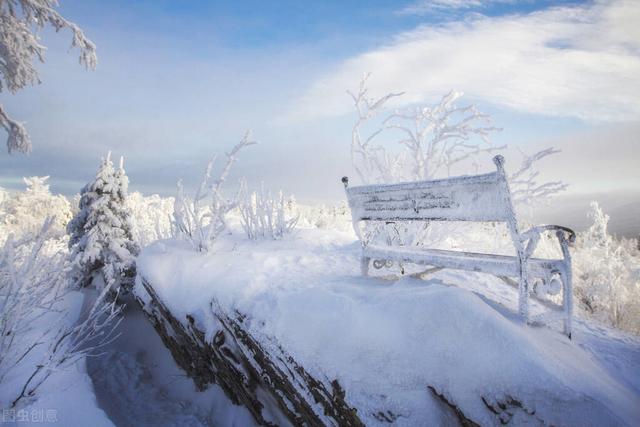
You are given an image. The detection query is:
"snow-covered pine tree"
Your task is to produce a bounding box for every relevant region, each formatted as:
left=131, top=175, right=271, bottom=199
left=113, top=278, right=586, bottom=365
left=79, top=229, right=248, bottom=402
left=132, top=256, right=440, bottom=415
left=67, top=153, right=139, bottom=290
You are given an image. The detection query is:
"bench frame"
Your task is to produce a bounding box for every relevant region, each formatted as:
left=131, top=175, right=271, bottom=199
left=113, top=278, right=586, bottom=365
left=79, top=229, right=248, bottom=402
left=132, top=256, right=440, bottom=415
left=342, top=155, right=575, bottom=338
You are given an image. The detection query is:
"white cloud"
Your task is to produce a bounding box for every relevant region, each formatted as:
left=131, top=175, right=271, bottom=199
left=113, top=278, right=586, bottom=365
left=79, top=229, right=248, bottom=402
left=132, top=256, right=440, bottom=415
left=286, top=0, right=640, bottom=123
left=399, top=0, right=513, bottom=15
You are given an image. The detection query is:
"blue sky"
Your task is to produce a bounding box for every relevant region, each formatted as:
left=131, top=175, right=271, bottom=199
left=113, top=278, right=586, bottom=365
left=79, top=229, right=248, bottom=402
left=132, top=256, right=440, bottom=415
left=1, top=0, right=638, bottom=209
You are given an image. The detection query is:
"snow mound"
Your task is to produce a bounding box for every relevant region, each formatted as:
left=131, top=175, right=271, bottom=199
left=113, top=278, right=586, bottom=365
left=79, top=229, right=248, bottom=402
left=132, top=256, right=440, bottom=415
left=136, top=229, right=640, bottom=426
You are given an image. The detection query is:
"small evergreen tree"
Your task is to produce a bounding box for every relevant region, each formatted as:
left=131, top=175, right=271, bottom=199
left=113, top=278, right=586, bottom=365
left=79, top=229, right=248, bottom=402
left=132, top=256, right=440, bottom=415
left=68, top=153, right=139, bottom=290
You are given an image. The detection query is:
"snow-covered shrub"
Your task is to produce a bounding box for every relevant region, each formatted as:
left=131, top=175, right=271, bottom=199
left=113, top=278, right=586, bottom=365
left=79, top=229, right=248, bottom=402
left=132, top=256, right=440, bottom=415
left=314, top=205, right=330, bottom=229
left=285, top=194, right=297, bottom=212
left=238, top=182, right=298, bottom=240
left=173, top=132, right=256, bottom=252
left=0, top=176, right=72, bottom=241
left=0, top=219, right=67, bottom=385
left=0, top=186, right=8, bottom=205
left=0, top=218, right=121, bottom=408
left=127, top=192, right=174, bottom=247
left=295, top=202, right=351, bottom=232
left=573, top=202, right=640, bottom=333
left=67, top=153, right=139, bottom=290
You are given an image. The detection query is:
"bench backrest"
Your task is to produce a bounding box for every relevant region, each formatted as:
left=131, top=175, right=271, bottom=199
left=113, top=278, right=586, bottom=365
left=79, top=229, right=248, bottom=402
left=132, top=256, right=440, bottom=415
left=343, top=155, right=516, bottom=224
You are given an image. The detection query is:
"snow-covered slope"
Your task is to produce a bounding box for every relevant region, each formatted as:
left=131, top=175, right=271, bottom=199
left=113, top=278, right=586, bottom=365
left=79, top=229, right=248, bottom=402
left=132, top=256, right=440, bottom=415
left=136, top=228, right=640, bottom=426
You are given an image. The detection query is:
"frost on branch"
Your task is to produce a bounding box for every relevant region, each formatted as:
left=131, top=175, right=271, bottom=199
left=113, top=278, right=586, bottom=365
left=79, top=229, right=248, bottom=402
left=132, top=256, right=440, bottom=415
left=573, top=202, right=640, bottom=333
left=348, top=73, right=405, bottom=184
left=0, top=0, right=97, bottom=153
left=508, top=147, right=568, bottom=209
left=0, top=105, right=31, bottom=154
left=67, top=153, right=139, bottom=290
left=127, top=192, right=174, bottom=248
left=0, top=218, right=122, bottom=408
left=348, top=73, right=502, bottom=185
left=347, top=75, right=566, bottom=209
left=173, top=131, right=257, bottom=252
left=238, top=181, right=299, bottom=240
left=0, top=219, right=66, bottom=385
left=348, top=75, right=503, bottom=247
left=384, top=90, right=503, bottom=181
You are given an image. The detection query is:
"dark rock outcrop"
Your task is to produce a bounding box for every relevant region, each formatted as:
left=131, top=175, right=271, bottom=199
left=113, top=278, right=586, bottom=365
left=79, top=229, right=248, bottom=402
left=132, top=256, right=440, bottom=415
left=135, top=276, right=364, bottom=427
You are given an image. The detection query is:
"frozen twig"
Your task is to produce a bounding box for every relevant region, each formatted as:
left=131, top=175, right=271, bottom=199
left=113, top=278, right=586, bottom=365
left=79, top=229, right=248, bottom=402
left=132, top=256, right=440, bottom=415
left=173, top=132, right=257, bottom=252
left=1, top=0, right=96, bottom=153
left=238, top=181, right=298, bottom=240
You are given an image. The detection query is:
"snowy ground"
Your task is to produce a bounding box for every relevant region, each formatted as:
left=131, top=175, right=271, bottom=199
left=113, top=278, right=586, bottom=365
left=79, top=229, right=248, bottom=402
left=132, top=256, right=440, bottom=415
left=0, top=291, right=113, bottom=427
left=1, top=290, right=254, bottom=427
left=5, top=225, right=637, bottom=426
left=135, top=226, right=640, bottom=426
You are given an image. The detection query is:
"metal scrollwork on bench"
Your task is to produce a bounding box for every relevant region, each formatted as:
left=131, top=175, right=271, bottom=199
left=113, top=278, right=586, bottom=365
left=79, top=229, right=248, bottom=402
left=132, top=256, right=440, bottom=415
left=372, top=259, right=393, bottom=269
left=532, top=270, right=563, bottom=299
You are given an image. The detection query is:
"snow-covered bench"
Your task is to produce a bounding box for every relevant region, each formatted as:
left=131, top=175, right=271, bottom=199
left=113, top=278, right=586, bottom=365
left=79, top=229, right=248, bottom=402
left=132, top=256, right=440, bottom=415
left=342, top=155, right=575, bottom=338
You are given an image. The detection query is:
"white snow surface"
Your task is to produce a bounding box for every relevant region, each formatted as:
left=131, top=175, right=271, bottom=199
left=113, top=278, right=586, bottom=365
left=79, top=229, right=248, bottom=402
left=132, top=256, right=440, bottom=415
left=136, top=227, right=640, bottom=426
left=17, top=358, right=115, bottom=427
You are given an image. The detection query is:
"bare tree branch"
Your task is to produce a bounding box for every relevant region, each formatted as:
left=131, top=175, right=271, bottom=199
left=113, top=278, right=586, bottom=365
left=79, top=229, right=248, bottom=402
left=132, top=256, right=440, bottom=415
left=508, top=147, right=568, bottom=208
left=173, top=132, right=257, bottom=252
left=0, top=0, right=96, bottom=153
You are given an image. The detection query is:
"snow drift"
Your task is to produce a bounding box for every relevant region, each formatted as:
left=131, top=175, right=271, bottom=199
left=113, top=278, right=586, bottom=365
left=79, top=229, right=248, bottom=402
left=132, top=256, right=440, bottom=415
left=135, top=228, right=640, bottom=426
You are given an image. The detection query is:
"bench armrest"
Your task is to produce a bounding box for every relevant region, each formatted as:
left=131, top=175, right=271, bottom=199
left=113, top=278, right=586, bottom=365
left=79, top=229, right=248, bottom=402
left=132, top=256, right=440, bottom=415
left=521, top=224, right=576, bottom=261
left=521, top=225, right=576, bottom=244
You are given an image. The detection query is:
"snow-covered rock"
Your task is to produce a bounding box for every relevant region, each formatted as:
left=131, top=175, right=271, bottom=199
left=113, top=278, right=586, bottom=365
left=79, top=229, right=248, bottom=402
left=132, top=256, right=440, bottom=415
left=135, top=228, right=640, bottom=426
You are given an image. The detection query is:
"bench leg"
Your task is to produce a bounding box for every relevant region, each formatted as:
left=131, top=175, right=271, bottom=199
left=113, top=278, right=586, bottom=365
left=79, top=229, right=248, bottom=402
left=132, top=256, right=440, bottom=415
left=518, top=278, right=529, bottom=324
left=561, top=267, right=573, bottom=339
left=361, top=256, right=371, bottom=277
left=517, top=254, right=530, bottom=325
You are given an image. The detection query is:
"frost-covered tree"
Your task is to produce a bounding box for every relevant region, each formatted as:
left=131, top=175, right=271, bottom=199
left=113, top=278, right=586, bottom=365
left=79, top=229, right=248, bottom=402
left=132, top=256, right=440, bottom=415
left=348, top=73, right=405, bottom=184
left=0, top=186, right=8, bottom=205
left=127, top=192, right=174, bottom=248
left=286, top=194, right=297, bottom=213
left=0, top=0, right=96, bottom=154
left=238, top=182, right=298, bottom=240
left=173, top=131, right=256, bottom=252
left=0, top=176, right=72, bottom=239
left=348, top=74, right=567, bottom=207
left=573, top=202, right=640, bottom=333
left=348, top=73, right=503, bottom=184
left=383, top=91, right=503, bottom=181
left=67, top=153, right=138, bottom=290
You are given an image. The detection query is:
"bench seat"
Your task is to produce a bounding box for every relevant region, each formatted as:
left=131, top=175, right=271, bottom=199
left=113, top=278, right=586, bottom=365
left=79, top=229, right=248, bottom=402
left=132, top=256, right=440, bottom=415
left=364, top=245, right=565, bottom=279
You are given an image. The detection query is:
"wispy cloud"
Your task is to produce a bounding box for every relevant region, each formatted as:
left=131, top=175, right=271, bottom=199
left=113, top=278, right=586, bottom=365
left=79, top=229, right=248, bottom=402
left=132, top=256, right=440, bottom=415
left=399, top=0, right=515, bottom=15
left=286, top=0, right=640, bottom=123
